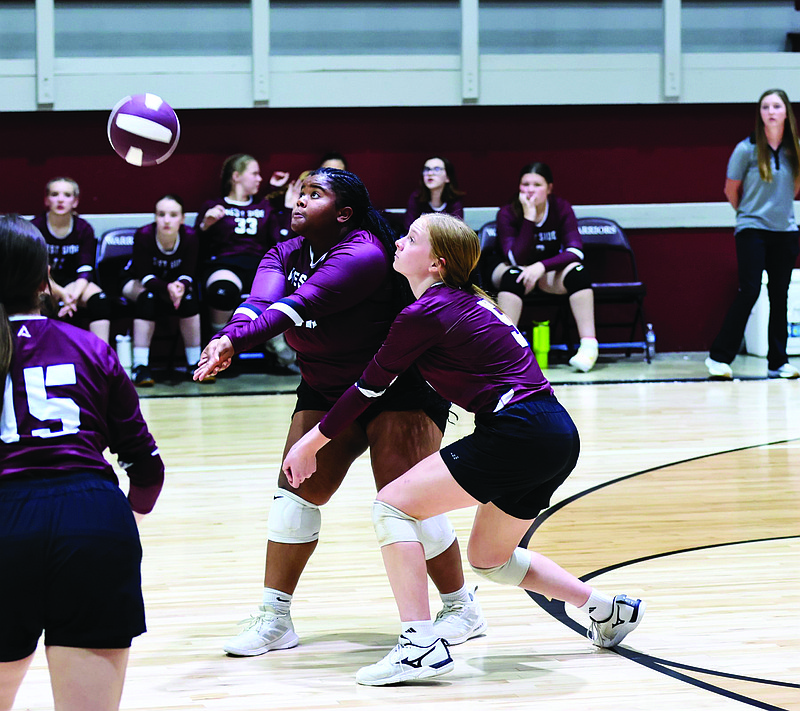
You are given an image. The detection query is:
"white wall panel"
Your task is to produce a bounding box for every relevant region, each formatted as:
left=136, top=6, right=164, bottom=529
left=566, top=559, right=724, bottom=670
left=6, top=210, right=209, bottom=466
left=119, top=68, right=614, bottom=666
left=0, top=60, right=37, bottom=111
left=2, top=1, right=800, bottom=111
left=480, top=54, right=663, bottom=105
left=681, top=53, right=800, bottom=103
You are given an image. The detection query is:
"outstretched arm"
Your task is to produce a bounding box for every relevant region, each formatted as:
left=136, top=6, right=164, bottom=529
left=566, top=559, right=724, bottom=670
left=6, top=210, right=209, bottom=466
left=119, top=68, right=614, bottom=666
left=194, top=335, right=234, bottom=380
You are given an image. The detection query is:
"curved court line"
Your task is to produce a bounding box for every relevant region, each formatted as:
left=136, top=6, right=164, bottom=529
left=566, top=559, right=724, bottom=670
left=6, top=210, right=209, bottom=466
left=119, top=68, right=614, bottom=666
left=524, top=437, right=800, bottom=710
left=521, top=434, right=800, bottom=547
left=528, top=586, right=798, bottom=711
left=579, top=533, right=800, bottom=584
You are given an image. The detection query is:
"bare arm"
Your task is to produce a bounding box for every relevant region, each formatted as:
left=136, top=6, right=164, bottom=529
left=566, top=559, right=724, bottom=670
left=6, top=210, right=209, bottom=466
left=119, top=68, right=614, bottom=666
left=724, top=178, right=742, bottom=210
left=282, top=424, right=331, bottom=488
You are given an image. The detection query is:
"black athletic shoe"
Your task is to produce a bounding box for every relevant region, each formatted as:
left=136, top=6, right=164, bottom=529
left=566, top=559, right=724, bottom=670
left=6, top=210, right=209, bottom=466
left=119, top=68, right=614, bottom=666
left=133, top=365, right=155, bottom=387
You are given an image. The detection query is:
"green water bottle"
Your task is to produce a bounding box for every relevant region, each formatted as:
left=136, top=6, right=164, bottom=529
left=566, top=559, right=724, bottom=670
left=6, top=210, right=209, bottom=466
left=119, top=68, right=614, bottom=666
left=532, top=320, right=550, bottom=370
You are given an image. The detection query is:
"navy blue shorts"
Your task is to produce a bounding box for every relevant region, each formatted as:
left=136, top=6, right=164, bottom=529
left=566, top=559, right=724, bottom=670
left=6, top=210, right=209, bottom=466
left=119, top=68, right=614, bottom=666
left=441, top=394, right=579, bottom=520
left=294, top=367, right=451, bottom=435
left=0, top=473, right=145, bottom=662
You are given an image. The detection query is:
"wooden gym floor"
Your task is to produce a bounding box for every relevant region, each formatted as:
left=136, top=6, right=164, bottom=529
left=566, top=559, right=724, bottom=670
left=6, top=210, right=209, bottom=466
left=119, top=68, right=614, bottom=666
left=11, top=374, right=800, bottom=710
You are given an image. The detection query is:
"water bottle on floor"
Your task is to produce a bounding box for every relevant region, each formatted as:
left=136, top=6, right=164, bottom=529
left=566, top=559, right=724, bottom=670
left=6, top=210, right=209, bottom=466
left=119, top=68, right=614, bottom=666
left=532, top=320, right=550, bottom=370
left=115, top=333, right=133, bottom=378
left=645, top=323, right=656, bottom=362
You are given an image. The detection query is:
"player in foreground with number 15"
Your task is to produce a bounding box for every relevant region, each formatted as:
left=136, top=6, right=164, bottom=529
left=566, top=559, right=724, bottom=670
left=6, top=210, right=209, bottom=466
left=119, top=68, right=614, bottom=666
left=283, top=214, right=646, bottom=686
left=0, top=215, right=164, bottom=711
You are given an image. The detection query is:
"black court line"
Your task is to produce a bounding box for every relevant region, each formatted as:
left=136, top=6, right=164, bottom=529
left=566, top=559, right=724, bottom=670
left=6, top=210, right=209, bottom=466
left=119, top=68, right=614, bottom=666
left=134, top=387, right=298, bottom=400
left=552, top=376, right=768, bottom=386
left=523, top=438, right=800, bottom=710
left=135, top=374, right=768, bottom=398
left=522, top=435, right=800, bottom=546
left=529, top=592, right=795, bottom=711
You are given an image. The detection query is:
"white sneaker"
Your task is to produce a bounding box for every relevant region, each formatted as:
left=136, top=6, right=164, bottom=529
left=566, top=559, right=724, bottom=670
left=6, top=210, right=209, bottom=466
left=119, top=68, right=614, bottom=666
left=355, top=635, right=453, bottom=686
left=433, top=587, right=487, bottom=645
left=222, top=605, right=299, bottom=656
left=768, top=363, right=800, bottom=379
left=705, top=357, right=733, bottom=380
left=569, top=341, right=599, bottom=373
left=588, top=594, right=646, bottom=648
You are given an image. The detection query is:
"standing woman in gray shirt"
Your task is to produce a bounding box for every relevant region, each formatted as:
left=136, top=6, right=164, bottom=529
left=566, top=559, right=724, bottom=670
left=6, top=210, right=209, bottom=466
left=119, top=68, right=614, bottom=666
left=706, top=88, right=800, bottom=379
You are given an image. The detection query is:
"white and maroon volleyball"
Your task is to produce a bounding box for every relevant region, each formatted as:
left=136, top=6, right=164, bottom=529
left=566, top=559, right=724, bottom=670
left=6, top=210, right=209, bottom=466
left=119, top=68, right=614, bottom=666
left=107, top=93, right=180, bottom=167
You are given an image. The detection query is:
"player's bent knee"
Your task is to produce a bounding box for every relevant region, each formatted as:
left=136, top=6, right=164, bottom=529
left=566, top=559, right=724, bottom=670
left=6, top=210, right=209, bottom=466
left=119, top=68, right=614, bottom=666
left=372, top=500, right=421, bottom=548
left=134, top=290, right=158, bottom=321
left=176, top=290, right=199, bottom=317
left=497, top=267, right=526, bottom=297
left=562, top=263, right=592, bottom=295
left=267, top=489, right=321, bottom=544
left=470, top=547, right=532, bottom=587
left=206, top=280, right=241, bottom=311
left=418, top=514, right=456, bottom=560
left=85, top=292, right=112, bottom=321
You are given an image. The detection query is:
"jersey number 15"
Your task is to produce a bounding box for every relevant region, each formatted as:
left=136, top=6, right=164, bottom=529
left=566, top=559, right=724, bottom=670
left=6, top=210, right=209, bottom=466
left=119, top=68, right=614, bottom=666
left=1, top=364, right=80, bottom=443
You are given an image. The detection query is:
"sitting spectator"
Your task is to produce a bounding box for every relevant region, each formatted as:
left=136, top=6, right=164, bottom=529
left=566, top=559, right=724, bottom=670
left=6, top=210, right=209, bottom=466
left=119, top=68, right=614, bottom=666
left=30, top=177, right=112, bottom=343
left=196, top=154, right=296, bottom=372
left=121, top=195, right=205, bottom=387
left=403, top=156, right=465, bottom=233
left=492, top=162, right=598, bottom=373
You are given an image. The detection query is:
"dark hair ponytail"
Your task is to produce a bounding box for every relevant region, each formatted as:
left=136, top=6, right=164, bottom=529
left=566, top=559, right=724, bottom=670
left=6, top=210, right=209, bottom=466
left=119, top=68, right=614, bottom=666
left=0, top=215, right=50, bottom=417
left=309, top=168, right=413, bottom=306
left=309, top=167, right=399, bottom=255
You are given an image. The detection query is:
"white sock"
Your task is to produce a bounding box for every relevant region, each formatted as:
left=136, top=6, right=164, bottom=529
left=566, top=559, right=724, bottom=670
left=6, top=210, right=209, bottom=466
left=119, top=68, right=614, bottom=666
left=577, top=589, right=613, bottom=621
left=132, top=347, right=149, bottom=369
left=262, top=587, right=292, bottom=615
left=401, top=620, right=436, bottom=645
left=185, top=346, right=201, bottom=366
left=440, top=584, right=471, bottom=605
left=580, top=337, right=598, bottom=348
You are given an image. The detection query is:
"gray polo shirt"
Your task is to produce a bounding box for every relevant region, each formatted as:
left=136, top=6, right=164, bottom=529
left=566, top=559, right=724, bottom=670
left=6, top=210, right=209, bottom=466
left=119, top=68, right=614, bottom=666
left=727, top=136, right=798, bottom=234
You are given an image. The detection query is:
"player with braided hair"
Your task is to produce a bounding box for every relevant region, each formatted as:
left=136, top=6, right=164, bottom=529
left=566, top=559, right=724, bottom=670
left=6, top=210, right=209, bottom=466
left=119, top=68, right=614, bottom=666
left=284, top=214, right=645, bottom=686
left=196, top=168, right=486, bottom=657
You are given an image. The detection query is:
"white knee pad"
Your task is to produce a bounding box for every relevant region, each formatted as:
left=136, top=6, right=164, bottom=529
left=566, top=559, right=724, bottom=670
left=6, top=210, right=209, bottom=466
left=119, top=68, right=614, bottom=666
left=471, top=547, right=532, bottom=587
left=267, top=489, right=321, bottom=544
left=372, top=500, right=421, bottom=548
left=418, top=514, right=457, bottom=560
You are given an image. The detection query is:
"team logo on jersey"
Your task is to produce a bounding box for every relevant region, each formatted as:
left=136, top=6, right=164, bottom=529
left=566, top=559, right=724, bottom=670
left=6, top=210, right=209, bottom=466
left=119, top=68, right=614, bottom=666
left=16, top=325, right=32, bottom=338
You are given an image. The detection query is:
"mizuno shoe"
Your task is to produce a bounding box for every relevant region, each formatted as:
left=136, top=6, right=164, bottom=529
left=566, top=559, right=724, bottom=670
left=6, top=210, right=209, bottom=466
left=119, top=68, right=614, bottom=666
left=355, top=635, right=453, bottom=686
left=588, top=594, right=646, bottom=648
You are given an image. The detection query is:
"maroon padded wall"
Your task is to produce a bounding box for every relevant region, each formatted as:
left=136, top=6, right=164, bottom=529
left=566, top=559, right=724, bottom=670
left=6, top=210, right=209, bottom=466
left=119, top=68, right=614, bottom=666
left=0, top=102, right=792, bottom=352
left=0, top=103, right=755, bottom=213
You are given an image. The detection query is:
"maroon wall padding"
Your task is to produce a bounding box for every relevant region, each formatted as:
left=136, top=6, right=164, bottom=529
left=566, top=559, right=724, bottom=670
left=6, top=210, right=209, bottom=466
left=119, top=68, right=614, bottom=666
left=3, top=102, right=795, bottom=352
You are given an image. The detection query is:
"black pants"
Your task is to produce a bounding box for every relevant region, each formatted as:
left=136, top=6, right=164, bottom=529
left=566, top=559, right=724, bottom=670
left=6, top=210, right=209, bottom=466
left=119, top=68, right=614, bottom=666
left=710, top=228, right=799, bottom=370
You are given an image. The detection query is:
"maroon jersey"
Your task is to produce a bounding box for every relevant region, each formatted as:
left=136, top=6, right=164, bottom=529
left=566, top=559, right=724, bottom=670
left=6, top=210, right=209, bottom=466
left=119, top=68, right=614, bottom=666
left=219, top=229, right=397, bottom=401
left=270, top=203, right=296, bottom=243
left=496, top=196, right=583, bottom=272
left=404, top=191, right=465, bottom=232
left=131, top=223, right=199, bottom=298
left=30, top=213, right=97, bottom=286
left=319, top=284, right=552, bottom=439
left=195, top=197, right=279, bottom=261
left=0, top=316, right=164, bottom=513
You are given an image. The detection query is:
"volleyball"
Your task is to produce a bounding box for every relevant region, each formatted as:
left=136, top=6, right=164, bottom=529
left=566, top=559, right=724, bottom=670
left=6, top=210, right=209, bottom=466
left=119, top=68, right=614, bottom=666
left=107, top=93, right=180, bottom=167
